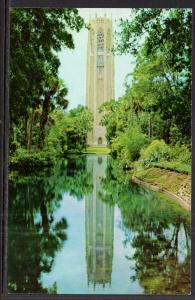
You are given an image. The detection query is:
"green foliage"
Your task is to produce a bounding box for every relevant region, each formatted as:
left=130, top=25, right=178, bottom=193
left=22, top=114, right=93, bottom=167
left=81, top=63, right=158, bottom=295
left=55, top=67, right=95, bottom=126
left=10, top=104, right=93, bottom=170
left=171, top=144, right=191, bottom=164
left=45, top=109, right=68, bottom=155
left=112, top=125, right=148, bottom=166
left=100, top=8, right=192, bottom=171
left=116, top=9, right=191, bottom=66
left=10, top=148, right=54, bottom=171
left=10, top=8, right=86, bottom=151
left=115, top=8, right=191, bottom=144
left=169, top=125, right=184, bottom=145
left=38, top=77, right=69, bottom=149
left=138, top=140, right=191, bottom=173
left=66, top=105, right=93, bottom=151
left=99, top=99, right=120, bottom=142
left=45, top=106, right=93, bottom=154
left=140, top=140, right=171, bottom=167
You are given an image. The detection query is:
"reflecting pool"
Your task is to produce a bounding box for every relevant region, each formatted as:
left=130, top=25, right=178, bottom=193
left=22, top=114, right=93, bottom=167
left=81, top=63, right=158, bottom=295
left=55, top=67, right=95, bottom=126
left=8, top=154, right=191, bottom=294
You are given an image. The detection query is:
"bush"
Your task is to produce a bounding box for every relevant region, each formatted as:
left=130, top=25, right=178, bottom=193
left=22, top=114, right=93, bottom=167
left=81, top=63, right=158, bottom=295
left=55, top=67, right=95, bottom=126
left=112, top=126, right=148, bottom=166
left=139, top=140, right=191, bottom=173
left=10, top=148, right=54, bottom=171
left=169, top=125, right=183, bottom=145
left=140, top=140, right=171, bottom=167
left=171, top=144, right=191, bottom=164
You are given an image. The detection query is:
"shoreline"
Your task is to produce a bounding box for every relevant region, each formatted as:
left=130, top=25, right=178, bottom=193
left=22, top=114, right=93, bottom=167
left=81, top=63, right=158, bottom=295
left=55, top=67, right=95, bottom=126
left=132, top=170, right=191, bottom=211
left=10, top=150, right=191, bottom=211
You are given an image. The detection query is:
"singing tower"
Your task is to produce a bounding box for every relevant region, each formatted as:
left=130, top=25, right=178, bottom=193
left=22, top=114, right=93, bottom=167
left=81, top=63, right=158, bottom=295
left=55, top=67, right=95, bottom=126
left=86, top=15, right=115, bottom=146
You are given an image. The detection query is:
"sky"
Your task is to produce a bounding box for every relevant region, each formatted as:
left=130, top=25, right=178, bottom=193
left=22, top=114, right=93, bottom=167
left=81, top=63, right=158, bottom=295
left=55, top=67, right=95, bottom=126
left=57, top=8, right=135, bottom=110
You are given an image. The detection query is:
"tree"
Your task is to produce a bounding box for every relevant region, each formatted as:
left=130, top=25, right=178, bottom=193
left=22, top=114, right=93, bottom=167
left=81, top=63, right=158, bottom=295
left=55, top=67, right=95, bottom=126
left=10, top=8, right=86, bottom=150
left=45, top=105, right=93, bottom=154
left=38, top=77, right=68, bottom=149
left=115, top=8, right=192, bottom=144
left=67, top=105, right=93, bottom=151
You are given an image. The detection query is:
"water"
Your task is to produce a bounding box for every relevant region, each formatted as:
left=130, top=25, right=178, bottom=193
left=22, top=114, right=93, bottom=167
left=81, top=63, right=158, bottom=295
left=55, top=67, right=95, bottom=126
left=8, top=154, right=191, bottom=294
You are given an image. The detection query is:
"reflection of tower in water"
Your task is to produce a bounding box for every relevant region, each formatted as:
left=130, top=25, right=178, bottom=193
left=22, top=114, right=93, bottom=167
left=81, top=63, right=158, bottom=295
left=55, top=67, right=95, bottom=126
left=85, top=155, right=114, bottom=288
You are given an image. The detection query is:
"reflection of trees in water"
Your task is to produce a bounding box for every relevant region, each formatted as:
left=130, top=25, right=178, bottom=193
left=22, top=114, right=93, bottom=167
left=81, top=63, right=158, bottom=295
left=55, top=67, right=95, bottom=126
left=100, top=157, right=191, bottom=295
left=8, top=155, right=93, bottom=293
left=8, top=155, right=191, bottom=294
left=9, top=174, right=67, bottom=293
left=65, top=155, right=93, bottom=199
left=129, top=227, right=191, bottom=294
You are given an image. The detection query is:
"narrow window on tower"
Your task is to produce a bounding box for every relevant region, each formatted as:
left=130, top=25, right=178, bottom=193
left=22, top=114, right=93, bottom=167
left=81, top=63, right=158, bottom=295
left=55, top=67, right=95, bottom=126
left=97, top=55, right=104, bottom=67
left=97, top=55, right=104, bottom=79
left=97, top=28, right=104, bottom=52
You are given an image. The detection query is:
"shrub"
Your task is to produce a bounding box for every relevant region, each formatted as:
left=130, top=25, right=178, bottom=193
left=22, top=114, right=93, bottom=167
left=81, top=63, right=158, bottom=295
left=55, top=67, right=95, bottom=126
left=171, top=144, right=191, bottom=164
left=169, top=125, right=183, bottom=145
left=10, top=148, right=54, bottom=171
left=112, top=126, right=148, bottom=166
left=140, top=140, right=171, bottom=167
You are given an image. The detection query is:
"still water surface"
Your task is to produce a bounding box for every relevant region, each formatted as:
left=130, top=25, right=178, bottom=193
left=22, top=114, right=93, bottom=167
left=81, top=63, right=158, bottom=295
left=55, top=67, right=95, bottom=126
left=8, top=154, right=191, bottom=294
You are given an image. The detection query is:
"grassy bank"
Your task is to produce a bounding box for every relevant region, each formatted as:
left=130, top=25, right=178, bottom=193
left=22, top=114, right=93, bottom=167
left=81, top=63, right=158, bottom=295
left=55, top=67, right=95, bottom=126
left=84, top=146, right=111, bottom=154
left=150, top=161, right=191, bottom=175
left=133, top=167, right=191, bottom=210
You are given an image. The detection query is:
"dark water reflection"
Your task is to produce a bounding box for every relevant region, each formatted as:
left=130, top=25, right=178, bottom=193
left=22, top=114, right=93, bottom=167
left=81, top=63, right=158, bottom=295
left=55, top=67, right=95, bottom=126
left=8, top=154, right=191, bottom=294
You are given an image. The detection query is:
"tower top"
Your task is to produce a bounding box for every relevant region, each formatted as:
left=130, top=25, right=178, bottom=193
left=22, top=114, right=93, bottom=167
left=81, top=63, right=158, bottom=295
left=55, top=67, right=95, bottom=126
left=89, top=12, right=112, bottom=22
left=88, top=16, right=113, bottom=26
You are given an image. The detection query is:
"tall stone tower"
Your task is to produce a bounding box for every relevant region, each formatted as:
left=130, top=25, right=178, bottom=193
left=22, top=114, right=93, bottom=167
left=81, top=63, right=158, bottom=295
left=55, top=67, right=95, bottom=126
left=86, top=15, right=115, bottom=146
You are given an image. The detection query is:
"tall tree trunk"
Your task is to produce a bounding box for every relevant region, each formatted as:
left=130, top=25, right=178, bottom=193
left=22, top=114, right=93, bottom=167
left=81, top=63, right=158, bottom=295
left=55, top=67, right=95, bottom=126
left=27, top=109, right=36, bottom=150
left=24, top=114, right=28, bottom=148
left=164, top=119, right=170, bottom=143
left=39, top=94, right=50, bottom=149
left=148, top=114, right=151, bottom=138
